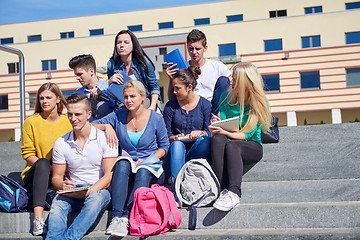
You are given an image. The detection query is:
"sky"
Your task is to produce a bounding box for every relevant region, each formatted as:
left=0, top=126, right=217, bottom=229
left=0, top=0, right=225, bottom=25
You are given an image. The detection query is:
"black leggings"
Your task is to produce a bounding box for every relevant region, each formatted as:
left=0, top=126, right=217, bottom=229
left=210, top=134, right=263, bottom=197
left=23, top=158, right=51, bottom=208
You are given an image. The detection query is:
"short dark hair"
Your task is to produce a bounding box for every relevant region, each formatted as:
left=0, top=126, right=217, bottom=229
left=66, top=93, right=91, bottom=112
left=68, top=54, right=96, bottom=71
left=187, top=29, right=207, bottom=47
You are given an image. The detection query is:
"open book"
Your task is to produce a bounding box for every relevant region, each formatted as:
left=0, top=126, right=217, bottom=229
left=58, top=186, right=90, bottom=194
left=211, top=116, right=240, bottom=132
left=117, top=153, right=163, bottom=178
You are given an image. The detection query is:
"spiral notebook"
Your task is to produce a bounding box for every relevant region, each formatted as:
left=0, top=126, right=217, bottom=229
left=211, top=116, right=240, bottom=132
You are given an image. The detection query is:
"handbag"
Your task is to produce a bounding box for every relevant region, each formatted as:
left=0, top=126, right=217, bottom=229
left=261, top=116, right=280, bottom=143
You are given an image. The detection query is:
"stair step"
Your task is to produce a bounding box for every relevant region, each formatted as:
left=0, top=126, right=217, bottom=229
left=1, top=201, right=359, bottom=234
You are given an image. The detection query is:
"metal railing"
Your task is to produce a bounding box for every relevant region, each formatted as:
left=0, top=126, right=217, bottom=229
left=0, top=44, right=26, bottom=136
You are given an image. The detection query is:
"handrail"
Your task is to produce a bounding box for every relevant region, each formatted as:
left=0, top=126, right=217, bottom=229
left=0, top=44, right=26, bottom=138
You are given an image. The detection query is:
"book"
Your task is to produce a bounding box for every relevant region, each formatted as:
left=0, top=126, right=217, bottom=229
left=211, top=116, right=240, bottom=132
left=107, top=70, right=132, bottom=103
left=176, top=131, right=206, bottom=143
left=57, top=186, right=90, bottom=194
left=117, top=153, right=163, bottom=178
left=164, top=48, right=188, bottom=70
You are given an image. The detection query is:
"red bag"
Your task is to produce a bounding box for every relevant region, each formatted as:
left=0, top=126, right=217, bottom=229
left=129, top=184, right=182, bottom=238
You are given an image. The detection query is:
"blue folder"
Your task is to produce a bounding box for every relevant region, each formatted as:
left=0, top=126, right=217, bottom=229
left=107, top=71, right=132, bottom=103
left=164, top=48, right=188, bottom=70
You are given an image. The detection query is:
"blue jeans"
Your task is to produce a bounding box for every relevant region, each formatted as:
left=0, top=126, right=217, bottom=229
left=168, top=136, right=211, bottom=180
left=45, top=188, right=111, bottom=240
left=111, top=160, right=164, bottom=218
left=211, top=76, right=230, bottom=115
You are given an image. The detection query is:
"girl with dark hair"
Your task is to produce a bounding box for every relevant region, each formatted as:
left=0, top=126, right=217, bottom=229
left=21, top=82, right=72, bottom=235
left=107, top=30, right=161, bottom=111
left=163, top=66, right=211, bottom=184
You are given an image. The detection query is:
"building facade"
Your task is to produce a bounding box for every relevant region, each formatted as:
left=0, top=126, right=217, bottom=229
left=0, top=0, right=359, bottom=141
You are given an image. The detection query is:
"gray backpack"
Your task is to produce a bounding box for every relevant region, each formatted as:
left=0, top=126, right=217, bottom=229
left=175, top=158, right=220, bottom=207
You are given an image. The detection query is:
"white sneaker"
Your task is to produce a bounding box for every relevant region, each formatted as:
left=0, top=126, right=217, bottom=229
left=213, top=189, right=240, bottom=211
left=107, top=217, right=129, bottom=237
left=32, top=216, right=47, bottom=236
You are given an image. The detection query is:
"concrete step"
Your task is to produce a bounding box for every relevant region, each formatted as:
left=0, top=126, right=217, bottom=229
left=1, top=201, right=359, bottom=234
left=1, top=228, right=360, bottom=240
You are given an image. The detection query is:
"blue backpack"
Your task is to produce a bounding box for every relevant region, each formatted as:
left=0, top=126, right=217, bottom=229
left=0, top=175, right=28, bottom=212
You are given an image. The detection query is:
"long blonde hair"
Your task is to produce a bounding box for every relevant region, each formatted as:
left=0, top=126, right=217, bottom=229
left=225, top=62, right=271, bottom=133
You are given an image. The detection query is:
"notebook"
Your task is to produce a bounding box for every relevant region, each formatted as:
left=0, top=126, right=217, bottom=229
left=164, top=48, right=187, bottom=70
left=211, top=116, right=240, bottom=132
left=107, top=71, right=132, bottom=103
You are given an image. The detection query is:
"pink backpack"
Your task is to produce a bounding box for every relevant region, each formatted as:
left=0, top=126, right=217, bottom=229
left=129, top=184, right=182, bottom=238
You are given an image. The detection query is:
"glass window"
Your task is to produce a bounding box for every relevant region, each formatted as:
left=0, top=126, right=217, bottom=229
left=7, top=62, right=19, bottom=74
left=269, top=10, right=287, bottom=18
left=305, top=6, right=323, bottom=14
left=346, top=2, right=360, bottom=9
left=219, top=43, right=236, bottom=56
left=300, top=71, right=320, bottom=90
left=29, top=92, right=36, bottom=109
left=158, top=22, right=174, bottom=29
left=159, top=47, right=167, bottom=56
left=42, top=59, right=57, bottom=71
left=128, top=25, right=143, bottom=32
left=89, top=29, right=104, bottom=36
left=264, top=39, right=283, bottom=52
left=262, top=74, right=280, bottom=92
left=61, top=90, right=76, bottom=100
left=302, top=35, right=321, bottom=48
left=227, top=14, right=243, bottom=22
left=60, top=31, right=74, bottom=39
left=346, top=68, right=360, bottom=87
left=194, top=18, right=210, bottom=25
left=346, top=31, right=360, bottom=44
left=1, top=37, right=14, bottom=44
left=0, top=95, right=8, bottom=110
left=28, top=35, right=42, bottom=42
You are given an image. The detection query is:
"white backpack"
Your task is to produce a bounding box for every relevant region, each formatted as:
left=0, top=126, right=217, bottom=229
left=175, top=158, right=220, bottom=207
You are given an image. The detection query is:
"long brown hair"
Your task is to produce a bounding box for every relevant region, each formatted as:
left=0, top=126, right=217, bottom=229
left=34, top=82, right=67, bottom=115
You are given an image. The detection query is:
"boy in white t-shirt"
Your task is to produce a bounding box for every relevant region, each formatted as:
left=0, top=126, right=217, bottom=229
left=46, top=93, right=118, bottom=240
left=167, top=29, right=231, bottom=114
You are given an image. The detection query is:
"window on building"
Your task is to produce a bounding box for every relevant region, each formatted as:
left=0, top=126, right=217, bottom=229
left=1, top=37, right=14, bottom=44
left=194, top=18, right=210, bottom=25
left=219, top=43, right=236, bottom=57
left=262, top=74, right=280, bottom=92
left=42, top=59, right=57, bottom=71
left=61, top=90, right=76, bottom=100
left=159, top=47, right=167, bottom=56
left=269, top=10, right=287, bottom=18
left=0, top=95, right=8, bottom=110
left=305, top=6, right=323, bottom=14
left=128, top=25, right=143, bottom=32
left=346, top=31, right=360, bottom=44
left=300, top=71, right=320, bottom=90
left=28, top=35, right=42, bottom=42
left=346, top=2, right=360, bottom=9
left=7, top=62, right=19, bottom=74
left=227, top=14, right=243, bottom=22
left=158, top=22, right=174, bottom=29
left=302, top=35, right=321, bottom=48
left=346, top=68, right=360, bottom=87
left=28, top=92, right=36, bottom=109
left=264, top=39, right=283, bottom=51
left=60, top=31, right=74, bottom=39
left=89, top=29, right=104, bottom=36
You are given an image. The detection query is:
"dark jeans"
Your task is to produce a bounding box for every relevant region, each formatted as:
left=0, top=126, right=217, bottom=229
left=210, top=134, right=263, bottom=197
left=23, top=158, right=51, bottom=208
left=211, top=76, right=230, bottom=115
left=110, top=160, right=164, bottom=218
